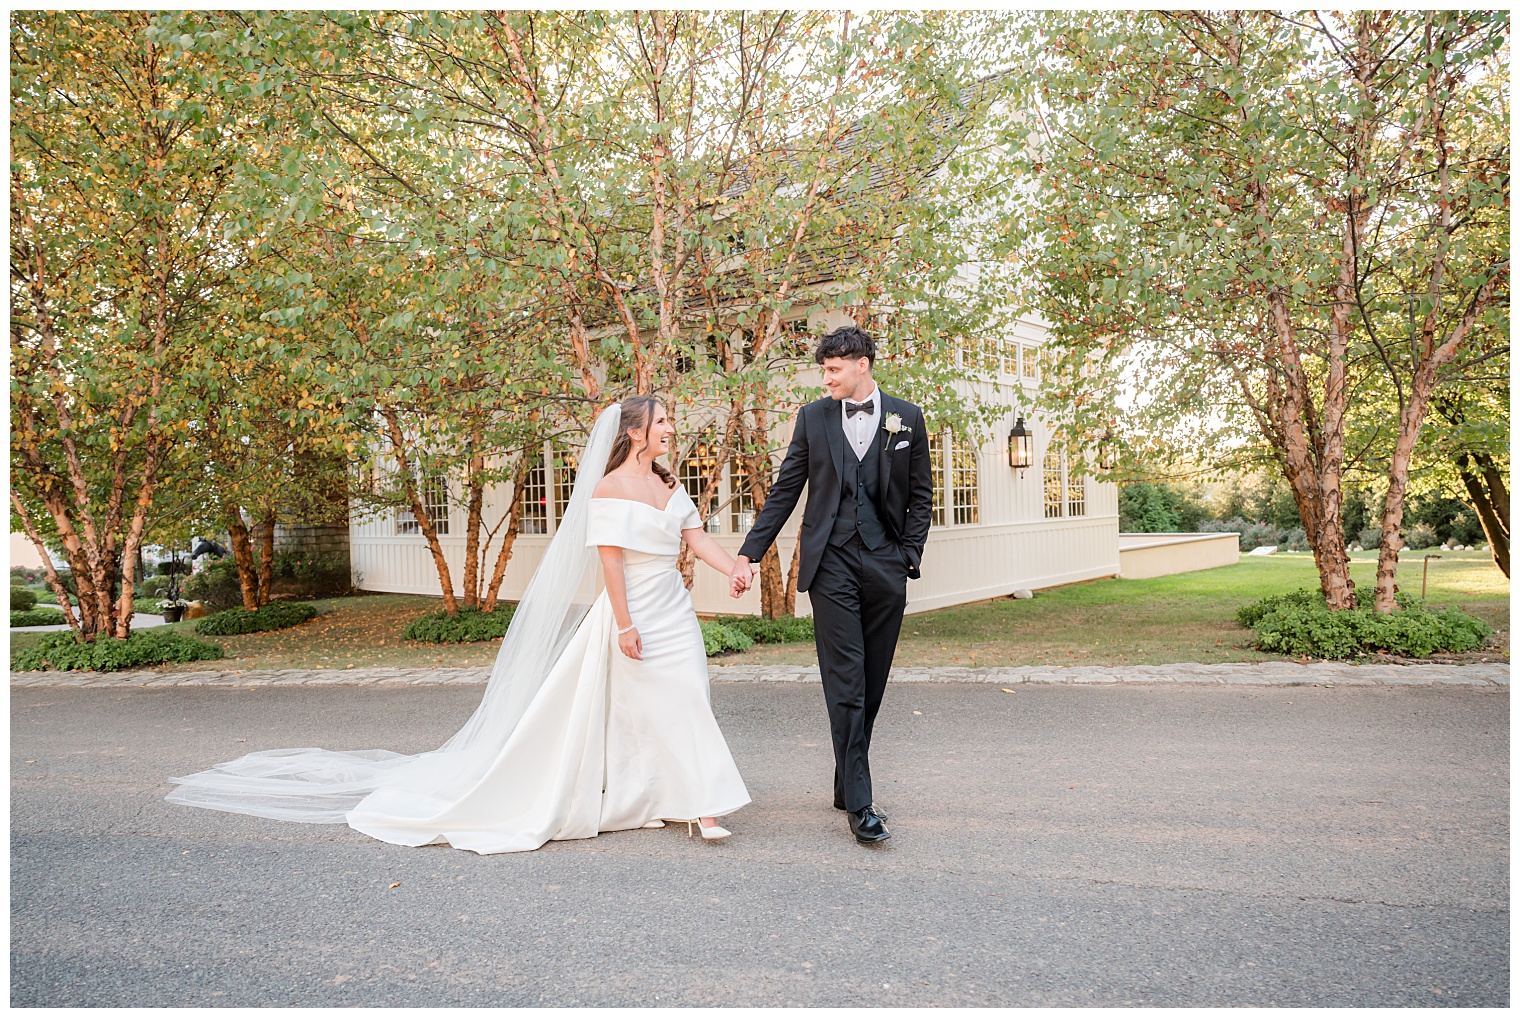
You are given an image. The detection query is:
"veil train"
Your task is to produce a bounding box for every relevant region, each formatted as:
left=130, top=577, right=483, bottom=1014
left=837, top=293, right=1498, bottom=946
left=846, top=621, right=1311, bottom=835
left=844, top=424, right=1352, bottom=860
left=165, top=404, right=623, bottom=824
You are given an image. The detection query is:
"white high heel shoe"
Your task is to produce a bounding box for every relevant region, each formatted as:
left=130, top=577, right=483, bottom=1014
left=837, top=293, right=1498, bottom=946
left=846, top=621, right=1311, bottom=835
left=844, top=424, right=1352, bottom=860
left=685, top=817, right=731, bottom=840
left=641, top=820, right=666, bottom=829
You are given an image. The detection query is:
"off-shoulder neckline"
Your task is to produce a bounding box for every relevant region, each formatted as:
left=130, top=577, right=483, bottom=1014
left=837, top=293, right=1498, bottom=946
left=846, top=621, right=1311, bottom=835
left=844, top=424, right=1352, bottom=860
left=590, top=489, right=687, bottom=514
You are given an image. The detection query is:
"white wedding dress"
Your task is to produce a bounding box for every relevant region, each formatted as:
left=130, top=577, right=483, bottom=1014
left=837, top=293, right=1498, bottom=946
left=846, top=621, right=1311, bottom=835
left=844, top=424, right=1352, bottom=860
left=166, top=406, right=749, bottom=854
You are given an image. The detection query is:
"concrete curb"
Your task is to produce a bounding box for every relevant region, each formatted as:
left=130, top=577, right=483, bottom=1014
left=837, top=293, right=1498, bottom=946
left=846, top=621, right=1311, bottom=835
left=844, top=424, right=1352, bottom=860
left=9, top=660, right=1509, bottom=688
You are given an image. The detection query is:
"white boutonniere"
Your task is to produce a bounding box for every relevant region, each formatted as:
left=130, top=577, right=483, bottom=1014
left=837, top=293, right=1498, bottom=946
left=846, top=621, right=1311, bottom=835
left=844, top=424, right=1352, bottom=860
left=883, top=413, right=909, bottom=435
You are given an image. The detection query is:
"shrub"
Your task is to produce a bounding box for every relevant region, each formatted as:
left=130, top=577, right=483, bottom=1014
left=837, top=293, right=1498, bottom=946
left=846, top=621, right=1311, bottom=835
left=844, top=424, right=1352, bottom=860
left=195, top=602, right=320, bottom=636
left=10, top=587, right=37, bottom=611
left=711, top=614, right=814, bottom=645
left=700, top=620, right=754, bottom=656
left=11, top=628, right=224, bottom=672
left=1198, top=517, right=1294, bottom=552
left=1236, top=587, right=1489, bottom=659
left=1197, top=518, right=1313, bottom=553
left=1405, top=522, right=1440, bottom=550
left=402, top=604, right=516, bottom=643
left=271, top=550, right=351, bottom=597
left=1357, top=527, right=1383, bottom=550
left=11, top=608, right=65, bottom=628
left=181, top=556, right=244, bottom=611
left=34, top=589, right=80, bottom=607
left=1451, top=507, right=1486, bottom=546
left=10, top=566, right=47, bottom=586
left=1341, top=492, right=1371, bottom=543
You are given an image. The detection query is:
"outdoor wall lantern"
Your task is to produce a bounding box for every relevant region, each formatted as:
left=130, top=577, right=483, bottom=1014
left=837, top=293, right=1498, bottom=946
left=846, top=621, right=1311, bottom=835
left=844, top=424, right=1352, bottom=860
left=1007, top=417, right=1033, bottom=472
left=1096, top=426, right=1117, bottom=471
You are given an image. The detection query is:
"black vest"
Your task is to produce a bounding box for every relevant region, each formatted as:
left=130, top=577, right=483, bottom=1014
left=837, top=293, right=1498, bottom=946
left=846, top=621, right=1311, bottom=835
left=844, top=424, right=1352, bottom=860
left=829, top=424, right=888, bottom=550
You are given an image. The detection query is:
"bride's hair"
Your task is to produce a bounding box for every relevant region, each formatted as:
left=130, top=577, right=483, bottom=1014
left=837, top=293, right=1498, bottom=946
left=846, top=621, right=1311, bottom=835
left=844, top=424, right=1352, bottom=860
left=605, top=395, right=677, bottom=489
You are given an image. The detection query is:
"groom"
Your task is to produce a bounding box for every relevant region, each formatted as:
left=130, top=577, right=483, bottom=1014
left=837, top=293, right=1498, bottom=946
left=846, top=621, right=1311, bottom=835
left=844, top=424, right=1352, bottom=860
left=728, top=325, right=932, bottom=844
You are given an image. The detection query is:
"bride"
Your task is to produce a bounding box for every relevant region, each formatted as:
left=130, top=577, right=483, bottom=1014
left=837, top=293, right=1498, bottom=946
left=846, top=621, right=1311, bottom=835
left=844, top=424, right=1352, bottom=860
left=166, top=397, right=752, bottom=853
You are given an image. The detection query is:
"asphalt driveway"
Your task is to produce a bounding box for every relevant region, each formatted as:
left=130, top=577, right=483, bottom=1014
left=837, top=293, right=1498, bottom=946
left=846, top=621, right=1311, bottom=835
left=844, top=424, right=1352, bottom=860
left=11, top=682, right=1508, bottom=1006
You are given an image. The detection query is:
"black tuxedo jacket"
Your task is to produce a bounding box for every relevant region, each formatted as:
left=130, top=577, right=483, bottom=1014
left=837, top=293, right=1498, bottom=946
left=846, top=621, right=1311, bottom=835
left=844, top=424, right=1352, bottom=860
left=738, top=391, right=934, bottom=593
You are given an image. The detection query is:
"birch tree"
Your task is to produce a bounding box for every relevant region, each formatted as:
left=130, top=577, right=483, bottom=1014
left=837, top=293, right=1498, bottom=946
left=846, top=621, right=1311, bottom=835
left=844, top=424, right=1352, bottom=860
left=1006, top=10, right=1508, bottom=610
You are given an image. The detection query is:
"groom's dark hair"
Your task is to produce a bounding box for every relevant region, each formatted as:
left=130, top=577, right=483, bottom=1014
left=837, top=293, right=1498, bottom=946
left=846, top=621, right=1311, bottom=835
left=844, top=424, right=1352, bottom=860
left=814, top=325, right=875, bottom=366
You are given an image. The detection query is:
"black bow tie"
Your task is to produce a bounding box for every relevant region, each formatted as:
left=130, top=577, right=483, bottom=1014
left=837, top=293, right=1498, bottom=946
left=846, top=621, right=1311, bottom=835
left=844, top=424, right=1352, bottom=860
left=845, top=399, right=874, bottom=418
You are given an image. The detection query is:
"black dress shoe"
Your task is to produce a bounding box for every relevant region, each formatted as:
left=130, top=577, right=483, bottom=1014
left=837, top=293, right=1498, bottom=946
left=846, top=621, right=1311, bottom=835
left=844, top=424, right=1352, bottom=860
left=835, top=798, right=886, bottom=820
left=848, top=805, right=891, bottom=844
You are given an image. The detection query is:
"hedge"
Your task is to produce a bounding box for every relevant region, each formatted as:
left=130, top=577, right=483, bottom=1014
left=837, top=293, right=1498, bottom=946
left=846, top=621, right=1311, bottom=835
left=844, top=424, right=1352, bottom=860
left=34, top=589, right=81, bottom=607
left=402, top=604, right=516, bottom=643
left=195, top=602, right=320, bottom=636
left=1237, top=587, right=1490, bottom=659
left=11, top=608, right=65, bottom=628
left=700, top=620, right=754, bottom=656
left=10, top=586, right=38, bottom=611
left=180, top=557, right=243, bottom=611
left=710, top=614, right=814, bottom=645
left=12, top=628, right=225, bottom=672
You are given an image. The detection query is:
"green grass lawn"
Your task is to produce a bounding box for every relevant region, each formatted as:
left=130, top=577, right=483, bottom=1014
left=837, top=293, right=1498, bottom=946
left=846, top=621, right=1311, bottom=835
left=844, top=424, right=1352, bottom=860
left=10, top=551, right=1507, bottom=671
left=9, top=593, right=507, bottom=672
left=726, top=549, right=1510, bottom=668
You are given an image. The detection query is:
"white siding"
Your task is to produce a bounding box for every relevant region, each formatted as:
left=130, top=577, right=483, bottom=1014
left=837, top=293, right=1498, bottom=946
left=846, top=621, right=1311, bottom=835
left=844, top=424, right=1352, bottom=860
left=351, top=311, right=1122, bottom=616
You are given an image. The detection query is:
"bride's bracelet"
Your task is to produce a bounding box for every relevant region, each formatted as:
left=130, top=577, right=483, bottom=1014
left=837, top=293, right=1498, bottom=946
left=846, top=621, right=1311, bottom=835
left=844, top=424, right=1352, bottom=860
left=617, top=623, right=637, bottom=635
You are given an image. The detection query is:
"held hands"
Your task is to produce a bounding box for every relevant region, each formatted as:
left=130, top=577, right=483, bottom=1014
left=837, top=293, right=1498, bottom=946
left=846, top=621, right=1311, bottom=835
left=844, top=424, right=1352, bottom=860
left=728, top=556, right=759, bottom=598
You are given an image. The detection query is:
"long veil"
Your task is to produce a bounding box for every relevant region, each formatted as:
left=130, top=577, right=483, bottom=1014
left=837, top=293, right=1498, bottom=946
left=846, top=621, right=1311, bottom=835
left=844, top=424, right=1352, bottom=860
left=165, top=403, right=623, bottom=824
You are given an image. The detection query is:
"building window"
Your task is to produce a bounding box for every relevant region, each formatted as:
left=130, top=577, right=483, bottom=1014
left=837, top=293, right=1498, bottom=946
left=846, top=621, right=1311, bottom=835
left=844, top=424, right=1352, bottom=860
left=1043, top=449, right=1064, bottom=519
left=951, top=433, right=979, bottom=525
left=1042, top=446, right=1085, bottom=518
left=958, top=334, right=998, bottom=375
left=1021, top=344, right=1041, bottom=383
left=730, top=457, right=756, bottom=534
left=998, top=337, right=1018, bottom=380
left=553, top=448, right=578, bottom=526
left=518, top=453, right=547, bottom=535
left=928, top=431, right=946, bottom=527
left=1067, top=458, right=1086, bottom=517
left=678, top=430, right=722, bottom=534
left=396, top=470, right=450, bottom=535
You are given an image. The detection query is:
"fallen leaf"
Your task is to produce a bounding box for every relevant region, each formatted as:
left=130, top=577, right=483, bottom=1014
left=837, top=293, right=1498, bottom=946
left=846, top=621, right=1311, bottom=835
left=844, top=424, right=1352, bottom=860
left=389, top=882, right=401, bottom=889
left=1001, top=688, right=1016, bottom=693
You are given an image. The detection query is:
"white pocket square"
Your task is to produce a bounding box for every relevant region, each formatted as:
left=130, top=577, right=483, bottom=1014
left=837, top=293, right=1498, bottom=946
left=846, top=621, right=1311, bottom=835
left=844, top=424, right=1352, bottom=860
left=894, top=440, right=910, bottom=450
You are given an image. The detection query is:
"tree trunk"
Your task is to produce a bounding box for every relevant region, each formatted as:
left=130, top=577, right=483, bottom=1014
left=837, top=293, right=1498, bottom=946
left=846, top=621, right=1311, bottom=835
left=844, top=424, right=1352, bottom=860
left=382, top=407, right=460, bottom=613
left=1456, top=452, right=1509, bottom=578
left=461, top=446, right=485, bottom=609
left=483, top=453, right=534, bottom=612
left=111, top=438, right=164, bottom=638
left=1479, top=454, right=1511, bottom=527
left=1373, top=267, right=1507, bottom=611
left=258, top=513, right=276, bottom=607
left=11, top=492, right=82, bottom=638
left=34, top=494, right=103, bottom=637
left=757, top=546, right=785, bottom=620
left=225, top=503, right=263, bottom=610
left=783, top=536, right=802, bottom=617
left=740, top=408, right=788, bottom=619
left=679, top=408, right=741, bottom=589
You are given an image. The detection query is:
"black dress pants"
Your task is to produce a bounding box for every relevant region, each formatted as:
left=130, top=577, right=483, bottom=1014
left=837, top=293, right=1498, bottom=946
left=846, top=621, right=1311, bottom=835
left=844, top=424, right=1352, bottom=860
left=808, top=532, right=909, bottom=813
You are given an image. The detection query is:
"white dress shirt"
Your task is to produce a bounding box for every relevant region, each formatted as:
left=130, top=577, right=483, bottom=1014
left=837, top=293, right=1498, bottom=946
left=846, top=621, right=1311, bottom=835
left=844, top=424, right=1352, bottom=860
left=841, top=385, right=881, bottom=462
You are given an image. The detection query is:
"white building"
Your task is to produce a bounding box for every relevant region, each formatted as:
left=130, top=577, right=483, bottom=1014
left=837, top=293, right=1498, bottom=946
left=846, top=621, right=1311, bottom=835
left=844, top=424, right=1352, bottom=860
left=350, top=307, right=1125, bottom=617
